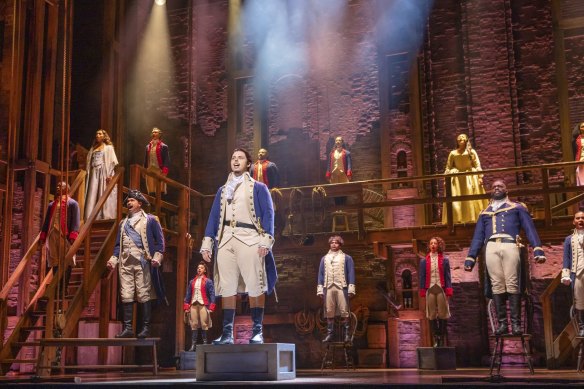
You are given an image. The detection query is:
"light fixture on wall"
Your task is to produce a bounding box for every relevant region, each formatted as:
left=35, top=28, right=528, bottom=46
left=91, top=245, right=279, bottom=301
left=155, top=0, right=166, bottom=5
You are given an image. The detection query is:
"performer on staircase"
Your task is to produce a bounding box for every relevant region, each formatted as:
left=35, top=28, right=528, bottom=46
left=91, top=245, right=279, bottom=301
left=107, top=190, right=166, bottom=338
left=144, top=127, right=170, bottom=195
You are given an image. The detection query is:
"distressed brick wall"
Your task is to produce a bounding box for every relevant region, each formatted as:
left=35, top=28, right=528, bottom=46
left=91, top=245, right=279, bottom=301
left=0, top=1, right=13, bottom=154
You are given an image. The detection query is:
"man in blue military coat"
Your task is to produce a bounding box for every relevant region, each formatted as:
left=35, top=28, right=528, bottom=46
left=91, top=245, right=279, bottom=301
left=561, top=211, right=584, bottom=337
left=107, top=190, right=166, bottom=338
left=464, top=179, right=545, bottom=335
left=201, top=148, right=277, bottom=345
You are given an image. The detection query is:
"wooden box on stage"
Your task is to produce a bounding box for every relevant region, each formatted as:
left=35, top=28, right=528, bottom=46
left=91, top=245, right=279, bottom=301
left=196, top=343, right=295, bottom=381
left=179, top=351, right=196, bottom=370
left=417, top=347, right=456, bottom=370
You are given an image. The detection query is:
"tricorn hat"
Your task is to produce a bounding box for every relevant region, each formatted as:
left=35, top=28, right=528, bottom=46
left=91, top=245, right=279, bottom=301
left=124, top=189, right=150, bottom=207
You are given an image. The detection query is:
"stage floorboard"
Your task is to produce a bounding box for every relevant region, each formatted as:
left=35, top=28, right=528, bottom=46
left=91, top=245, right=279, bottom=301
left=1, top=368, right=584, bottom=387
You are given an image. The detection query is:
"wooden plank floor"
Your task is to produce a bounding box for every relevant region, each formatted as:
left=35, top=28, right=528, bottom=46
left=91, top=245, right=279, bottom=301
left=1, top=368, right=583, bottom=386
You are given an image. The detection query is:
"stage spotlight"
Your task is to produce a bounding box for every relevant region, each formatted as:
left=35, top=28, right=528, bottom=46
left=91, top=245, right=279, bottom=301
left=155, top=0, right=166, bottom=6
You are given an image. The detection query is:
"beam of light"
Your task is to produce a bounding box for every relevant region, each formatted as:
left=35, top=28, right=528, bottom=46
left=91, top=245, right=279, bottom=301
left=126, top=1, right=175, bottom=133
left=155, top=0, right=166, bottom=6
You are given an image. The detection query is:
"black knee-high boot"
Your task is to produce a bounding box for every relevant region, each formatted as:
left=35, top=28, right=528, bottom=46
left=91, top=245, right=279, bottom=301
left=116, top=302, right=135, bottom=338
left=508, top=294, right=522, bottom=335
left=213, top=309, right=235, bottom=345
left=323, top=319, right=335, bottom=343
left=188, top=330, right=197, bottom=352
left=578, top=310, right=584, bottom=337
left=492, top=294, right=508, bottom=335
left=137, top=301, right=151, bottom=338
left=201, top=330, right=208, bottom=344
left=249, top=307, right=264, bottom=344
left=438, top=319, right=448, bottom=346
left=432, top=319, right=440, bottom=347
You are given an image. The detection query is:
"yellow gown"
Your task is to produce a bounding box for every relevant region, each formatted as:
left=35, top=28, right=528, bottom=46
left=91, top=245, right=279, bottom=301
left=442, top=149, right=488, bottom=224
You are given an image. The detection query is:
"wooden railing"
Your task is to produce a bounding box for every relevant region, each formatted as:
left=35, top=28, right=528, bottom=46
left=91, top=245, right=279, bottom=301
left=129, top=164, right=208, bottom=356
left=0, top=169, right=87, bottom=345
left=271, top=160, right=584, bottom=238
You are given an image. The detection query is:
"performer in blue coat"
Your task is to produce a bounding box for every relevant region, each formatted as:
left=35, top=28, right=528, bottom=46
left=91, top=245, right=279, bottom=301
left=317, top=235, right=355, bottom=343
left=201, top=148, right=276, bottom=345
left=251, top=148, right=280, bottom=189
left=561, top=211, right=584, bottom=337
left=464, top=179, right=545, bottom=335
left=183, top=262, right=216, bottom=351
left=419, top=237, right=453, bottom=347
left=107, top=189, right=166, bottom=338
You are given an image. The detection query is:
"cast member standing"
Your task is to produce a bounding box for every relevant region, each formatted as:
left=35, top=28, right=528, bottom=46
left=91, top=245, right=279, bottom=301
left=85, top=129, right=118, bottom=220
left=442, top=134, right=488, bottom=224
left=419, top=237, right=452, bottom=347
left=561, top=211, right=584, bottom=337
left=326, top=136, right=352, bottom=184
left=40, top=181, right=80, bottom=289
left=144, top=127, right=170, bottom=195
left=200, top=148, right=277, bottom=345
left=251, top=148, right=280, bottom=189
left=107, top=190, right=166, bottom=338
left=317, top=235, right=355, bottom=343
left=464, top=179, right=545, bottom=335
left=183, top=262, right=216, bottom=351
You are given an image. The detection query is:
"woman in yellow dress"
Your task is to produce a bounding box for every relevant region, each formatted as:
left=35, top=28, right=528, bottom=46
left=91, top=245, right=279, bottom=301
left=442, top=134, right=488, bottom=224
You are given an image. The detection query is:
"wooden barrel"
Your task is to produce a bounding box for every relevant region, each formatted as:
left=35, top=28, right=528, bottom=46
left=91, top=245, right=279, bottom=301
left=367, top=324, right=387, bottom=349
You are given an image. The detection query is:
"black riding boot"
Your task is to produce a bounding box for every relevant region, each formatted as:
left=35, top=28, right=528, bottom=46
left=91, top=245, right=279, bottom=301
left=201, top=330, right=208, bottom=344
left=438, top=319, right=448, bottom=347
left=343, top=319, right=351, bottom=344
left=137, top=301, right=151, bottom=338
left=213, top=309, right=235, bottom=345
left=492, top=293, right=509, bottom=335
left=188, top=330, right=197, bottom=352
left=323, top=320, right=335, bottom=343
left=508, top=294, right=523, bottom=335
left=432, top=319, right=440, bottom=347
left=249, top=307, right=264, bottom=344
left=116, top=302, right=135, bottom=338
left=577, top=310, right=584, bottom=337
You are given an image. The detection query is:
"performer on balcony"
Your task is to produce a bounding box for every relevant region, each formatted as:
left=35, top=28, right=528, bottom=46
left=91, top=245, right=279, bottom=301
left=183, top=262, right=216, bottom=351
left=464, top=179, right=546, bottom=335
left=107, top=190, right=166, bottom=338
left=200, top=148, right=276, bottom=345
left=251, top=148, right=280, bottom=189
left=572, top=122, right=584, bottom=189
left=85, top=129, right=118, bottom=220
left=561, top=211, right=584, bottom=337
left=326, top=136, right=352, bottom=184
left=442, top=134, right=488, bottom=224
left=40, top=181, right=80, bottom=290
left=144, top=127, right=170, bottom=195
left=317, top=235, right=355, bottom=344
left=419, top=237, right=452, bottom=347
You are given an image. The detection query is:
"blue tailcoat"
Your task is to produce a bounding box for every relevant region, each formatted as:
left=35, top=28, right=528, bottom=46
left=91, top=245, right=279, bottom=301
left=204, top=179, right=277, bottom=295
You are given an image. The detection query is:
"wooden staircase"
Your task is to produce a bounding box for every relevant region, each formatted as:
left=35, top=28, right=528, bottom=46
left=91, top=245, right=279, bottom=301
left=0, top=171, right=121, bottom=376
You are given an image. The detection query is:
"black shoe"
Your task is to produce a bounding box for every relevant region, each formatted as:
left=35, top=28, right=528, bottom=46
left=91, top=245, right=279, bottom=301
left=213, top=309, right=235, bottom=345
left=492, top=294, right=509, bottom=335
left=249, top=307, right=264, bottom=344
left=508, top=294, right=523, bottom=335
left=116, top=302, right=135, bottom=338
left=137, top=301, right=151, bottom=338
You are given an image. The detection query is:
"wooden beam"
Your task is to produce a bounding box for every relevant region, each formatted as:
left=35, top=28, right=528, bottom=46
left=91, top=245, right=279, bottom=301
left=175, top=188, right=189, bottom=355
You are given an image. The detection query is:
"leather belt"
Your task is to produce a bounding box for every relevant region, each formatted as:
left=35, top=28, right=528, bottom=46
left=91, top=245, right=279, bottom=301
left=488, top=237, right=515, bottom=244
left=223, top=220, right=257, bottom=230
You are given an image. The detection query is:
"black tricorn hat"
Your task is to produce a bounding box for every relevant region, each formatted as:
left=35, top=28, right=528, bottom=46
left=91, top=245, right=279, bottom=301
left=124, top=189, right=150, bottom=207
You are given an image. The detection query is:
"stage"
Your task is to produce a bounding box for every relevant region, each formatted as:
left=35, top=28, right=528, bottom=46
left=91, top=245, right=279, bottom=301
left=1, top=368, right=583, bottom=387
